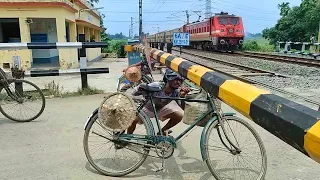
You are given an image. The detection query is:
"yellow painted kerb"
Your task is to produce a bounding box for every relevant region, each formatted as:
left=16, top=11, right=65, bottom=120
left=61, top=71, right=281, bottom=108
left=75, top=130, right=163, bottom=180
left=304, top=120, right=320, bottom=163
left=187, top=65, right=213, bottom=86
left=218, top=80, right=271, bottom=118
left=170, top=58, right=185, bottom=72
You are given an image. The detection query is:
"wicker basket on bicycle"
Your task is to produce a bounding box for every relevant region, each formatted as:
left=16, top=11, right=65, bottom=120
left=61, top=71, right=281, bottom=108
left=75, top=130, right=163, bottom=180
left=183, top=90, right=221, bottom=127
left=98, top=92, right=137, bottom=132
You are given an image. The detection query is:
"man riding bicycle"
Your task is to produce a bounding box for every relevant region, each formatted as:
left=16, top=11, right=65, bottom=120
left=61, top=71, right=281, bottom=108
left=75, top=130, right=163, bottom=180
left=127, top=69, right=191, bottom=135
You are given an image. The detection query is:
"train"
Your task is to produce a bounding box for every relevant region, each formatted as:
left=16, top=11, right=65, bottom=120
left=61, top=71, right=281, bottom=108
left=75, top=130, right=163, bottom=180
left=147, top=12, right=245, bottom=51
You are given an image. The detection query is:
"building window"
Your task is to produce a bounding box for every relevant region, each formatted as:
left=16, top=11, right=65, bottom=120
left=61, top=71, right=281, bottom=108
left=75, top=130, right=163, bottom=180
left=0, top=18, right=21, bottom=43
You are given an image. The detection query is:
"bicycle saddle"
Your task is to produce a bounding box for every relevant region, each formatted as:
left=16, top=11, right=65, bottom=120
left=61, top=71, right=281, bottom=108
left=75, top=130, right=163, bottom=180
left=138, top=82, right=163, bottom=92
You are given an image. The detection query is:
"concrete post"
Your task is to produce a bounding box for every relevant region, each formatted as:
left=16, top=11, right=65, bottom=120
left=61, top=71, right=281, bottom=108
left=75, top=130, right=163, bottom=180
left=79, top=34, right=88, bottom=89
left=275, top=42, right=280, bottom=52
left=160, top=43, right=164, bottom=51
left=302, top=44, right=306, bottom=53
left=69, top=22, right=77, bottom=42
left=167, top=43, right=172, bottom=53
left=84, top=27, right=90, bottom=41
left=89, top=28, right=94, bottom=41
left=95, top=30, right=100, bottom=42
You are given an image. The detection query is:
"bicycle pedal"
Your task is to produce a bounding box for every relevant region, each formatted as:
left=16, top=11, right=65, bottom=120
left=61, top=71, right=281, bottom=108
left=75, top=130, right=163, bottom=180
left=154, top=167, right=165, bottom=172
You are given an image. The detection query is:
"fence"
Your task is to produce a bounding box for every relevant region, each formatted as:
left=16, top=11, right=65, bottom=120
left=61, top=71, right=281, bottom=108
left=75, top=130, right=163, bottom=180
left=0, top=42, right=109, bottom=89
left=276, top=41, right=320, bottom=58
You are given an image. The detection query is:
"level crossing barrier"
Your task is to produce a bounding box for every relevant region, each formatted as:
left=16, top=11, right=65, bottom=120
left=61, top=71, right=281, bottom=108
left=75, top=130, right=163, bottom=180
left=133, top=44, right=320, bottom=164
left=0, top=42, right=109, bottom=89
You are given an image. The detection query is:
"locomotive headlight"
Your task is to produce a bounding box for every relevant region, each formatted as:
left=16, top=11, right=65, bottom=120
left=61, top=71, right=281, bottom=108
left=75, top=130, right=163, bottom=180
left=220, top=39, right=226, bottom=44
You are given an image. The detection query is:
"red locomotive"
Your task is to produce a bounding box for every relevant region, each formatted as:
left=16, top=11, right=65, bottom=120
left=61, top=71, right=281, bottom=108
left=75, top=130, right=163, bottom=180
left=148, top=12, right=245, bottom=51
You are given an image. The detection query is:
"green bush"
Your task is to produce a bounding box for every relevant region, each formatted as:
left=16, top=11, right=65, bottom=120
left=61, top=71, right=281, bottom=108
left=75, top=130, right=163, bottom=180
left=102, top=39, right=127, bottom=57
left=242, top=40, right=275, bottom=52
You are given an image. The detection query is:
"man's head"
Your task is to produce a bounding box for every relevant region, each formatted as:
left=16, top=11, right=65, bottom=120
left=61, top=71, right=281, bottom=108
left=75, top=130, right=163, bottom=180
left=163, top=69, right=183, bottom=89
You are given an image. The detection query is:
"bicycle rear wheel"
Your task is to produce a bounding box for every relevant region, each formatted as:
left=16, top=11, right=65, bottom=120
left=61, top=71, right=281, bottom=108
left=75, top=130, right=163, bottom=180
left=83, top=112, right=151, bottom=177
left=205, top=116, right=267, bottom=180
left=0, top=79, right=45, bottom=122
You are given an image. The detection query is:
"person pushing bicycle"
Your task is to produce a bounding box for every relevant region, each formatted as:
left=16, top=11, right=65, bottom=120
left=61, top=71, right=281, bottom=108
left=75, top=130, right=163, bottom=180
left=127, top=68, right=191, bottom=135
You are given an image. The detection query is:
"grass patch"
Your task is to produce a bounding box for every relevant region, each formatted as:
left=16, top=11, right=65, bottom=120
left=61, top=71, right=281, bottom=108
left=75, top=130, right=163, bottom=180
left=242, top=40, right=275, bottom=52
left=43, top=80, right=104, bottom=98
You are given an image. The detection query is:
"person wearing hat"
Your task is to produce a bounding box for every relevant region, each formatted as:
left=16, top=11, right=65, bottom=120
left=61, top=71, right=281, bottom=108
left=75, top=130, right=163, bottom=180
left=120, top=54, right=155, bottom=91
left=127, top=68, right=191, bottom=135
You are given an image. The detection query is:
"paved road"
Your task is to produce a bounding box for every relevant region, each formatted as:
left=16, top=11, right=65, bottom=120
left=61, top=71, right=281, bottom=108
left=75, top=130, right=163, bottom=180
left=0, top=94, right=319, bottom=180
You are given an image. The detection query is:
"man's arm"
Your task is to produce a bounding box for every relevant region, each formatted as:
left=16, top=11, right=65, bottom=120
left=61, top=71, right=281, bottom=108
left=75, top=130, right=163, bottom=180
left=176, top=87, right=191, bottom=110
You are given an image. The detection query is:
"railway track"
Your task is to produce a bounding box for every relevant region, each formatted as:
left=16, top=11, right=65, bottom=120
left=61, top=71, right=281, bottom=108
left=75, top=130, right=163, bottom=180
left=233, top=51, right=320, bottom=68
left=172, top=48, right=290, bottom=81
left=171, top=48, right=320, bottom=108
left=173, top=47, right=320, bottom=67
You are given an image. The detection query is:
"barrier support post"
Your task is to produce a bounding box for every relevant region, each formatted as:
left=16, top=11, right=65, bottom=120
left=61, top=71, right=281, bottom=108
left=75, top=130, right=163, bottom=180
left=79, top=34, right=88, bottom=89
left=160, top=43, right=164, bottom=51
left=11, top=56, right=24, bottom=96
left=167, top=43, right=172, bottom=53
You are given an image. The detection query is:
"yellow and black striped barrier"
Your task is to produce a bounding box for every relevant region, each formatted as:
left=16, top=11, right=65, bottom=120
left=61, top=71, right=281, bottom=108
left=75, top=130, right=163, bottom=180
left=133, top=44, right=320, bottom=164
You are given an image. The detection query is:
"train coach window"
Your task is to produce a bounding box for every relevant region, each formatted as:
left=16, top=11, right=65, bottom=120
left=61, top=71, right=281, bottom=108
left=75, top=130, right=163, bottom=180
left=229, top=17, right=239, bottom=25
left=218, top=17, right=228, bottom=25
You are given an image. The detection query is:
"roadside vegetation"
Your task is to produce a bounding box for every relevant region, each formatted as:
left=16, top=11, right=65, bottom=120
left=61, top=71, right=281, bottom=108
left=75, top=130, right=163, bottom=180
left=43, top=80, right=104, bottom=98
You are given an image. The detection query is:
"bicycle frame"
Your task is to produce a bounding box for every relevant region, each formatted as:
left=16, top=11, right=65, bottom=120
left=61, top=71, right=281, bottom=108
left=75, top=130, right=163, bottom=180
left=119, top=91, right=238, bottom=151
left=138, top=92, right=215, bottom=140
left=120, top=93, right=217, bottom=143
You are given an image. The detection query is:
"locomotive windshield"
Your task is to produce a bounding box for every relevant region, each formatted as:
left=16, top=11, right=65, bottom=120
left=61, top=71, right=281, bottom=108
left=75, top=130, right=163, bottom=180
left=218, top=17, right=228, bottom=25
left=229, top=17, right=239, bottom=25
left=218, top=17, right=240, bottom=25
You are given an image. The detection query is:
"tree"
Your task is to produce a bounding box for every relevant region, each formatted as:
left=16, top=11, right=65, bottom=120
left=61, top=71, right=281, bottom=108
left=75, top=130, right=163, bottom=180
left=263, top=0, right=320, bottom=44
left=278, top=2, right=291, bottom=17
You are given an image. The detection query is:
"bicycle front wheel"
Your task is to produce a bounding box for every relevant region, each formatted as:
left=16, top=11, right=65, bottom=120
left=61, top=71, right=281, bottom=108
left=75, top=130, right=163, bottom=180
left=205, top=116, right=267, bottom=180
left=83, top=112, right=151, bottom=177
left=0, top=79, right=45, bottom=122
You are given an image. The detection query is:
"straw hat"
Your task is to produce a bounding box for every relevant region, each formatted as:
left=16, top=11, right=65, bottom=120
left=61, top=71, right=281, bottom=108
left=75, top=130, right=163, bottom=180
left=98, top=92, right=137, bottom=132
left=124, top=66, right=142, bottom=83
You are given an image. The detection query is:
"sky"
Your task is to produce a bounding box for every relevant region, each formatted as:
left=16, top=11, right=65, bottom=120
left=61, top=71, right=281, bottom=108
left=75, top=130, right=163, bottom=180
left=94, top=0, right=302, bottom=36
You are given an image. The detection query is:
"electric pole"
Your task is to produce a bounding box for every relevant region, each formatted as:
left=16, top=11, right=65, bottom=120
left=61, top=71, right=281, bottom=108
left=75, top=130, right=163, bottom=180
left=185, top=10, right=190, bottom=24
left=205, top=0, right=212, bottom=18
left=130, top=17, right=134, bottom=39
left=139, top=0, right=143, bottom=42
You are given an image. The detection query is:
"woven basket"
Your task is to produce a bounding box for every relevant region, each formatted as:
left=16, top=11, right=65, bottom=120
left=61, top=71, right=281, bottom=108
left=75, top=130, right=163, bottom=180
left=98, top=92, right=137, bottom=132
left=183, top=92, right=211, bottom=126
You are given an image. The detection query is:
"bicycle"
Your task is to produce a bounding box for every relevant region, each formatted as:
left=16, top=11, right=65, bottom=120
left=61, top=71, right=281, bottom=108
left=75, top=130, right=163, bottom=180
left=0, top=68, right=45, bottom=122
left=116, top=55, right=154, bottom=92
left=83, top=82, right=267, bottom=180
